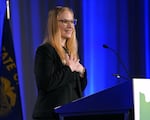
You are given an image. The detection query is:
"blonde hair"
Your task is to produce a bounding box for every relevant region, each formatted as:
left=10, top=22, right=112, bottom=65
left=44, top=6, right=78, bottom=64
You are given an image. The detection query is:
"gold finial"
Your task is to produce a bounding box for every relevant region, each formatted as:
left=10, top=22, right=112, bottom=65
left=6, top=0, right=10, bottom=20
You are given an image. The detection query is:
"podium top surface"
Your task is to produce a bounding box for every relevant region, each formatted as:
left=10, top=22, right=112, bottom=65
left=55, top=80, right=134, bottom=115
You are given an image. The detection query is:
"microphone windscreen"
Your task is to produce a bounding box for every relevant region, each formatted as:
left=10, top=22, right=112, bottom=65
left=102, top=44, right=109, bottom=48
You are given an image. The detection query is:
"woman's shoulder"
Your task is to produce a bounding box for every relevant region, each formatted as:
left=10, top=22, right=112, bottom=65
left=36, top=43, right=56, bottom=55
left=37, top=43, right=55, bottom=51
left=38, top=43, right=54, bottom=49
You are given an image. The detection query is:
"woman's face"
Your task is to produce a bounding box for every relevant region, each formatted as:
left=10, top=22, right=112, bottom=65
left=57, top=10, right=74, bottom=40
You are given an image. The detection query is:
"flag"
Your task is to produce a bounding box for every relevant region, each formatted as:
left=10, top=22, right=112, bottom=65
left=0, top=12, right=23, bottom=120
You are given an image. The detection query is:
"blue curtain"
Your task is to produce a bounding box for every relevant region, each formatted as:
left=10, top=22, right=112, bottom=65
left=83, top=0, right=130, bottom=95
left=82, top=0, right=150, bottom=95
left=0, top=0, right=150, bottom=120
left=0, top=0, right=5, bottom=48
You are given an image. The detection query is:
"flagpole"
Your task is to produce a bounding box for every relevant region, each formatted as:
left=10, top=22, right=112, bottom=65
left=6, top=0, right=10, bottom=20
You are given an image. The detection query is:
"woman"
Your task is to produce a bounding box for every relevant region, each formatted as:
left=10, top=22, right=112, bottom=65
left=32, top=6, right=87, bottom=120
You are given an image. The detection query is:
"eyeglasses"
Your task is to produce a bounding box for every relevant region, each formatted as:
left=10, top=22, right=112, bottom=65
left=58, top=19, right=77, bottom=26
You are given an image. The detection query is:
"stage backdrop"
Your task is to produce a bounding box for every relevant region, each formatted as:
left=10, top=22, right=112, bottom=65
left=0, top=0, right=150, bottom=120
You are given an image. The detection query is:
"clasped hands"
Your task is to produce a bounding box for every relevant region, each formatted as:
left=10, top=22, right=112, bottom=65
left=66, top=55, right=85, bottom=77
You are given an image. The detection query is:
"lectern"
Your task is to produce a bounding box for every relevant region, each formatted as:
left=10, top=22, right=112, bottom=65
left=55, top=78, right=150, bottom=120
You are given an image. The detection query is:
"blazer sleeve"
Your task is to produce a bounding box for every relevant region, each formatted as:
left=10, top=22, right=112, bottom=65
left=34, top=45, right=75, bottom=92
left=79, top=70, right=87, bottom=91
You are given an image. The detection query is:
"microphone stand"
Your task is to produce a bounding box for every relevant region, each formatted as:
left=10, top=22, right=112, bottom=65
left=103, top=44, right=131, bottom=80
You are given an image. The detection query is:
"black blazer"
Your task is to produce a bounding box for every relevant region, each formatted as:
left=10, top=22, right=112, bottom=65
left=32, top=43, right=87, bottom=119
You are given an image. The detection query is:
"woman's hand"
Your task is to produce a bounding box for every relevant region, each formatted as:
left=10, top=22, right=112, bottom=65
left=66, top=55, right=85, bottom=77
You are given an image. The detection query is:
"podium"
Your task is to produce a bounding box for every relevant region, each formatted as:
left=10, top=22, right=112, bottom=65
left=55, top=79, right=150, bottom=120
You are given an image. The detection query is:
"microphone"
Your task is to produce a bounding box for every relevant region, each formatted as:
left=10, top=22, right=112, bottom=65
left=102, top=44, right=109, bottom=48
left=102, top=44, right=131, bottom=80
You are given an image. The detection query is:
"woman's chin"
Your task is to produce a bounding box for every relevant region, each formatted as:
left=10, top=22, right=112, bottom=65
left=63, top=35, right=72, bottom=39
